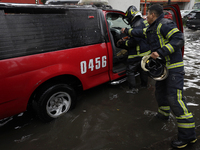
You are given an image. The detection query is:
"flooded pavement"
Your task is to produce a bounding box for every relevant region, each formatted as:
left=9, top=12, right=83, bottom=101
left=0, top=28, right=200, bottom=150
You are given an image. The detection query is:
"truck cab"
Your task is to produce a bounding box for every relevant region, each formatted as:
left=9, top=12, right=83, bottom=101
left=0, top=3, right=183, bottom=122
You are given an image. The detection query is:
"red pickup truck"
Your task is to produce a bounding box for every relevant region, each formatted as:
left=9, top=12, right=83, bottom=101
left=0, top=3, right=183, bottom=122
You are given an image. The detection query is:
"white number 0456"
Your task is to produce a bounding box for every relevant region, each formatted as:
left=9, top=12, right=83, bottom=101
left=80, top=56, right=107, bottom=74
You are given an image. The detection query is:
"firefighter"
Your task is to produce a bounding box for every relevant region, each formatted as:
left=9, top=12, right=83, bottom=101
left=121, top=4, right=197, bottom=149
left=117, top=5, right=150, bottom=94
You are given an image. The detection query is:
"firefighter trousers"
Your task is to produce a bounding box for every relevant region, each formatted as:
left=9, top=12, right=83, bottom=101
left=155, top=70, right=196, bottom=141
left=126, top=61, right=148, bottom=89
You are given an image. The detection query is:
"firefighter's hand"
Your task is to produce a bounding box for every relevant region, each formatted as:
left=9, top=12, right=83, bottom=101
left=151, top=52, right=159, bottom=59
left=116, top=39, right=123, bottom=47
left=121, top=28, right=125, bottom=33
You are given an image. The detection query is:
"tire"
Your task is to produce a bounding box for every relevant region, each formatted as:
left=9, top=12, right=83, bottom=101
left=35, top=84, right=76, bottom=122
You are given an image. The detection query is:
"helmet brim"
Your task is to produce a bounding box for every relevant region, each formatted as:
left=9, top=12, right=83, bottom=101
left=141, top=54, right=151, bottom=71
left=141, top=55, right=169, bottom=81
left=152, top=66, right=169, bottom=81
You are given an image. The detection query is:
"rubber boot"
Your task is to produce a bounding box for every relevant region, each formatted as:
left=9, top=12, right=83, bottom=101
left=126, top=74, right=138, bottom=94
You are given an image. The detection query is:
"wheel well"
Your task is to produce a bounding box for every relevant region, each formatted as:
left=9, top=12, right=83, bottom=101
left=28, top=75, right=82, bottom=109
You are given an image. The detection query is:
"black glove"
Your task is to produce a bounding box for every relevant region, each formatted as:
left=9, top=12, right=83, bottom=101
left=116, top=39, right=123, bottom=47
left=124, top=28, right=129, bottom=35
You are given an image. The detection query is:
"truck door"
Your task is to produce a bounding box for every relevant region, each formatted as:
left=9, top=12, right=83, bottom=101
left=164, top=4, right=184, bottom=56
left=105, top=12, right=130, bottom=81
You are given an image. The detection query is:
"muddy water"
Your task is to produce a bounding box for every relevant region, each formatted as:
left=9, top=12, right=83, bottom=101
left=183, top=28, right=200, bottom=127
left=0, top=28, right=200, bottom=150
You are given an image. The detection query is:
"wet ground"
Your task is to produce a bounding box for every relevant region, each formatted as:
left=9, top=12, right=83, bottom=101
left=0, top=28, right=200, bottom=150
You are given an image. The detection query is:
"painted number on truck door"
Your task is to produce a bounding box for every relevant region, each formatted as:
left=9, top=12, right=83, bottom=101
left=80, top=56, right=107, bottom=74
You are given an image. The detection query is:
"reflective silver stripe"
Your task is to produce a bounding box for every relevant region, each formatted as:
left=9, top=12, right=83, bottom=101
left=176, top=113, right=194, bottom=120
left=128, top=50, right=151, bottom=59
left=164, top=39, right=169, bottom=44
left=166, top=28, right=179, bottom=39
left=177, top=89, right=189, bottom=115
left=158, top=108, right=170, bottom=116
left=160, top=106, right=170, bottom=111
left=167, top=61, right=184, bottom=69
left=178, top=122, right=195, bottom=129
left=157, top=23, right=165, bottom=48
left=165, top=43, right=174, bottom=54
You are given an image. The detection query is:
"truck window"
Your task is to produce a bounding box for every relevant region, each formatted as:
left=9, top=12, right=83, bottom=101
left=0, top=8, right=103, bottom=60
left=106, top=13, right=129, bottom=44
left=106, top=13, right=129, bottom=30
left=193, top=3, right=200, bottom=10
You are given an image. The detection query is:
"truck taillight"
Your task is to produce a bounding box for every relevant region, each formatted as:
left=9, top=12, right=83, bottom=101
left=88, top=16, right=94, bottom=19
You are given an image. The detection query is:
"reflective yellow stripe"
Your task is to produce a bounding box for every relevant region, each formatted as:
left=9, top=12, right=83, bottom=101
left=156, top=24, right=182, bottom=70
left=165, top=56, right=171, bottom=67
left=143, top=20, right=149, bottom=27
left=128, top=29, right=133, bottom=37
left=177, top=144, right=188, bottom=149
left=167, top=61, right=184, bottom=69
left=165, top=43, right=175, bottom=54
left=164, top=39, right=169, bottom=44
left=131, top=10, right=139, bottom=15
left=158, top=108, right=170, bottom=116
left=125, top=11, right=128, bottom=16
left=128, top=50, right=151, bottom=59
left=176, top=113, right=194, bottom=120
left=160, top=106, right=170, bottom=111
left=143, top=28, right=147, bottom=38
left=177, top=89, right=189, bottom=115
left=125, top=40, right=129, bottom=47
left=136, top=45, right=140, bottom=55
left=166, top=28, right=179, bottom=39
left=178, top=122, right=195, bottom=128
left=191, top=139, right=197, bottom=143
left=157, top=23, right=165, bottom=48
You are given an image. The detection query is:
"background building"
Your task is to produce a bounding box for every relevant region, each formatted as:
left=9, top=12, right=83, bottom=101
left=108, top=0, right=140, bottom=12
left=108, top=0, right=195, bottom=13
left=140, top=0, right=195, bottom=14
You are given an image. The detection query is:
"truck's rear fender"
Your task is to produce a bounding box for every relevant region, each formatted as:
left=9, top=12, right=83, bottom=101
left=0, top=70, right=82, bottom=120
left=27, top=57, right=107, bottom=102
left=28, top=62, right=109, bottom=110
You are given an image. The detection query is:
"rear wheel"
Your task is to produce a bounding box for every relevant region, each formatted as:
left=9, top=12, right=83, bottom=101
left=35, top=84, right=76, bottom=122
